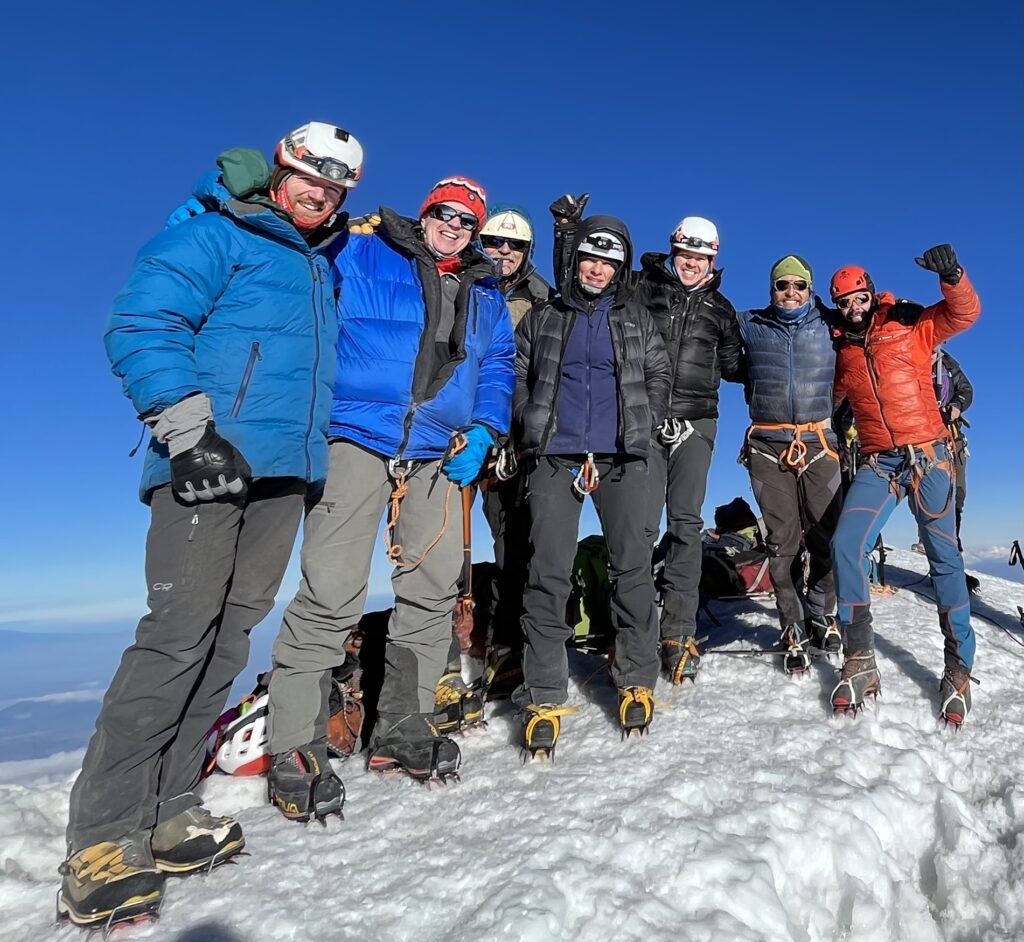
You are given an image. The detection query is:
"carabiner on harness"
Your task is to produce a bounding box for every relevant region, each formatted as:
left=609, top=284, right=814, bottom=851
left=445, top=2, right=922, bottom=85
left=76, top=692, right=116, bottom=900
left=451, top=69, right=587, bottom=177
left=571, top=453, right=600, bottom=496
left=658, top=418, right=695, bottom=456
left=495, top=444, right=519, bottom=481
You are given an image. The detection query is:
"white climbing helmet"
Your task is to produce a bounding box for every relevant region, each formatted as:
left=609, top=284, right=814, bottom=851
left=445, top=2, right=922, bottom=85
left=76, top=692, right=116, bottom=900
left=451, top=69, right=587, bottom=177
left=670, top=216, right=720, bottom=256
left=213, top=694, right=270, bottom=776
left=276, top=121, right=364, bottom=188
left=480, top=209, right=533, bottom=244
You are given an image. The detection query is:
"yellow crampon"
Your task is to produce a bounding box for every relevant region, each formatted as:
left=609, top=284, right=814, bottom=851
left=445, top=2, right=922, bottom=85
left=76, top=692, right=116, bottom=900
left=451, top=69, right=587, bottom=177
left=523, top=703, right=579, bottom=753
left=618, top=686, right=655, bottom=736
left=433, top=672, right=483, bottom=733
left=663, top=637, right=702, bottom=685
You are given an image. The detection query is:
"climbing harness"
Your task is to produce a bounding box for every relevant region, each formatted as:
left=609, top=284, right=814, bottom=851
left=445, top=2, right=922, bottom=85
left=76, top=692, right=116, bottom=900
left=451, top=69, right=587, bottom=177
left=743, top=419, right=838, bottom=475
left=382, top=434, right=462, bottom=570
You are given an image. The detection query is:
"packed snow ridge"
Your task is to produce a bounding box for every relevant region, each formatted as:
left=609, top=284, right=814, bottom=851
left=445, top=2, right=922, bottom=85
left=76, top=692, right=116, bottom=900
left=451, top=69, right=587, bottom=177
left=1, top=550, right=1022, bottom=941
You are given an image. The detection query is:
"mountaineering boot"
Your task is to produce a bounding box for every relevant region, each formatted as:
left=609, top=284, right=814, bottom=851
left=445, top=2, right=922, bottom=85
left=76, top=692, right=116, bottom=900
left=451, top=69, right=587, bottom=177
left=520, top=703, right=579, bottom=760
left=661, top=636, right=702, bottom=685
left=780, top=623, right=811, bottom=675
left=807, top=614, right=842, bottom=655
left=367, top=713, right=461, bottom=782
left=151, top=804, right=245, bottom=873
left=433, top=671, right=484, bottom=734
left=830, top=651, right=881, bottom=715
left=268, top=741, right=345, bottom=823
left=483, top=645, right=524, bottom=701
left=57, top=834, right=164, bottom=929
left=618, top=686, right=655, bottom=738
left=939, top=666, right=973, bottom=728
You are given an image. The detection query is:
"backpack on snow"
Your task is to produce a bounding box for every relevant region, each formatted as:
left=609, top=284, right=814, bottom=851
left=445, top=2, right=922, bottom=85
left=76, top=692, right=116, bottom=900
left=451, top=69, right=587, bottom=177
left=565, top=535, right=614, bottom=654
left=699, top=498, right=773, bottom=599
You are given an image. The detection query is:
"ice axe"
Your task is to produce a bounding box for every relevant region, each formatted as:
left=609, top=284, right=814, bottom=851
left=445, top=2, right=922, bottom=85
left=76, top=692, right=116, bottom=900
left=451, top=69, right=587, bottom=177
left=452, top=485, right=481, bottom=655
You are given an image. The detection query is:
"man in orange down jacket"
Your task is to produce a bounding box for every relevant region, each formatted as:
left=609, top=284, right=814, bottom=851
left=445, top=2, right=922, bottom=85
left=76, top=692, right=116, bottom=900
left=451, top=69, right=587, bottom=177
left=828, top=244, right=980, bottom=727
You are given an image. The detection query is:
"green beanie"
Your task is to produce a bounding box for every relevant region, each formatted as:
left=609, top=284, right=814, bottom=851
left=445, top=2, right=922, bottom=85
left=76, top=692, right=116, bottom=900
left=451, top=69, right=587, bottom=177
left=770, top=255, right=814, bottom=288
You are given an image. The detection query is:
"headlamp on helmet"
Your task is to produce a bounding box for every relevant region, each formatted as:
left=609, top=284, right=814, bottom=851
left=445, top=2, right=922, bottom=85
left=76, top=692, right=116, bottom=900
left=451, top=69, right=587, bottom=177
left=578, top=231, right=625, bottom=264
left=670, top=216, right=719, bottom=256
left=276, top=121, right=364, bottom=188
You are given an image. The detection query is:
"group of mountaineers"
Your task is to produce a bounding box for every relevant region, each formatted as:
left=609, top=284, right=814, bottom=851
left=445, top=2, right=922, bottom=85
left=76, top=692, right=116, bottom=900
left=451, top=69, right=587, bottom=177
left=58, top=121, right=982, bottom=930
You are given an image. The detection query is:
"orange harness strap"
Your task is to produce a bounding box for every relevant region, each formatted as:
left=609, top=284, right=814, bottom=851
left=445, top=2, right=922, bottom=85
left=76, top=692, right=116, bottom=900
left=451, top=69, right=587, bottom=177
left=747, top=420, right=839, bottom=471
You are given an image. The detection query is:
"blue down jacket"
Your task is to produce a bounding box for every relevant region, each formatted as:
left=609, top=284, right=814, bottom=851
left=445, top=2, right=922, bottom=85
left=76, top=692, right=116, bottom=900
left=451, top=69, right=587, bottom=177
left=105, top=195, right=343, bottom=501
left=331, top=208, right=515, bottom=459
left=735, top=299, right=837, bottom=428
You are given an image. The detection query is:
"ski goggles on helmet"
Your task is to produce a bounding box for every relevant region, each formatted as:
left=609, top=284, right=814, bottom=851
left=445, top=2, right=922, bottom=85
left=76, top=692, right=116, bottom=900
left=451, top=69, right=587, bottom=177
left=835, top=292, right=872, bottom=311
left=773, top=279, right=809, bottom=292
left=428, top=204, right=480, bottom=231
left=481, top=235, right=529, bottom=252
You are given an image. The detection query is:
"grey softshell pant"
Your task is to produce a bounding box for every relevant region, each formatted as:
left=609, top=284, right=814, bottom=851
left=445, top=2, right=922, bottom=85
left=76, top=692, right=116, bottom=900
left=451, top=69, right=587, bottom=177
left=644, top=418, right=717, bottom=640
left=67, top=479, right=305, bottom=850
left=745, top=434, right=842, bottom=627
left=268, top=441, right=462, bottom=753
left=514, top=455, right=660, bottom=707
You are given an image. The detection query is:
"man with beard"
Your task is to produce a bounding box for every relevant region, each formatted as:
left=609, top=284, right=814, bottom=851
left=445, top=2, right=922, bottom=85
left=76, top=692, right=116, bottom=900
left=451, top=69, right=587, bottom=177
left=61, top=122, right=361, bottom=929
left=828, top=247, right=980, bottom=726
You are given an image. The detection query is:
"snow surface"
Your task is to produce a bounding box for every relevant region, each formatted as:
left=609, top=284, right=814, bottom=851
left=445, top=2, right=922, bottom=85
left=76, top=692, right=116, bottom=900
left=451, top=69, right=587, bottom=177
left=1, top=549, right=1022, bottom=942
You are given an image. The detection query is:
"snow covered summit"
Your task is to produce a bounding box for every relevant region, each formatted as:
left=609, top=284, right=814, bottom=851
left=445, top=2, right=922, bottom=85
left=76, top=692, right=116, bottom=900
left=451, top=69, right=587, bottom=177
left=2, top=549, right=1022, bottom=941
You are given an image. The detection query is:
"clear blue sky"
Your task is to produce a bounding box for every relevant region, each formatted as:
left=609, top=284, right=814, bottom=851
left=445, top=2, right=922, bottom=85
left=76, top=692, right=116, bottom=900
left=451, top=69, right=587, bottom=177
left=2, top=0, right=1021, bottom=630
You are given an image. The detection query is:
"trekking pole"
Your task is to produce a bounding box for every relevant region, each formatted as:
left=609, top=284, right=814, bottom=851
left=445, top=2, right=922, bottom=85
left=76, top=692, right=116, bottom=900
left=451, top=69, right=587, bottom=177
left=452, top=486, right=476, bottom=653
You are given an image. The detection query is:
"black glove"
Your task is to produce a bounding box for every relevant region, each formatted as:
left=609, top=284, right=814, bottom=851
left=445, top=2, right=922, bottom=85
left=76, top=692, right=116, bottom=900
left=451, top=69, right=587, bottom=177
left=549, top=192, right=590, bottom=227
left=170, top=424, right=251, bottom=503
left=915, top=244, right=962, bottom=285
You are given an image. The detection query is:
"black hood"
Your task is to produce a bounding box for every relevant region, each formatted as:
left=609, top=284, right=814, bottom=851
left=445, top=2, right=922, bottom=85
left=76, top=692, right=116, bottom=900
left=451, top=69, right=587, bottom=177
left=562, top=214, right=634, bottom=302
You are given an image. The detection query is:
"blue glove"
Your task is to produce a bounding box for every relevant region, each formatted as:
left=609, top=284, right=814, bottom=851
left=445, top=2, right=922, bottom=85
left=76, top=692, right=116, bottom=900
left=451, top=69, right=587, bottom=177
left=166, top=197, right=206, bottom=228
left=441, top=424, right=495, bottom=487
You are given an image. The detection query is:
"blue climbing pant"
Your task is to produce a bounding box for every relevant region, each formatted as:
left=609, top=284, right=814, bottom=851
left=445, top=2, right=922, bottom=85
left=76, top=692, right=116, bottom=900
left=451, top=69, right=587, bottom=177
left=831, top=441, right=974, bottom=670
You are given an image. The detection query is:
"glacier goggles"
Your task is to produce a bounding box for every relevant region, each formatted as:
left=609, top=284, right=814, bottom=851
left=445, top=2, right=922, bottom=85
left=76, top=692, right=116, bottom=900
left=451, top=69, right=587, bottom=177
left=773, top=279, right=809, bottom=293
left=427, top=204, right=480, bottom=231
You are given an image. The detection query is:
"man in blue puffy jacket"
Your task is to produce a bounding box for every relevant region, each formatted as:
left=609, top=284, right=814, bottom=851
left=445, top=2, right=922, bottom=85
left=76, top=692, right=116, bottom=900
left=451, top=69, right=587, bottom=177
left=60, top=123, right=362, bottom=930
left=265, top=176, right=515, bottom=813
left=736, top=256, right=844, bottom=676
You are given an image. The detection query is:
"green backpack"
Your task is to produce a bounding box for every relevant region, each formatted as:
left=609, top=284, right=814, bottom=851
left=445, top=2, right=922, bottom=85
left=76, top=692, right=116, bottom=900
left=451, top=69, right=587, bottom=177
left=566, top=535, right=614, bottom=653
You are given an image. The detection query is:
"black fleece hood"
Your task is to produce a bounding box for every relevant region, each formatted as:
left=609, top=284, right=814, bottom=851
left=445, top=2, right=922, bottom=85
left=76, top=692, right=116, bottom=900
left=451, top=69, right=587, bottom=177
left=563, top=214, right=634, bottom=301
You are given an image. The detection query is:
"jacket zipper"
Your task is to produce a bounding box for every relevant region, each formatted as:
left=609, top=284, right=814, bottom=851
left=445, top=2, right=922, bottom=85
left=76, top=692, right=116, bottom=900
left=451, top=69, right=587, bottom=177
left=307, top=258, right=325, bottom=480
left=863, top=339, right=896, bottom=448
left=539, top=309, right=575, bottom=452
left=229, top=342, right=263, bottom=418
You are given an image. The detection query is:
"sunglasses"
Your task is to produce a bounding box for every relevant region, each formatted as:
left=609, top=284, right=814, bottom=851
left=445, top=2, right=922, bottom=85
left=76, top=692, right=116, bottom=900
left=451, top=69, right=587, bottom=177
left=427, top=204, right=479, bottom=231
left=774, top=279, right=809, bottom=292
left=481, top=235, right=530, bottom=252
left=836, top=292, right=872, bottom=310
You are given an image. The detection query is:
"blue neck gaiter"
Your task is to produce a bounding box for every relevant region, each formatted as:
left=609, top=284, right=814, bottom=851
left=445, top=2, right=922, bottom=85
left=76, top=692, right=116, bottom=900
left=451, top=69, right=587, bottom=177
left=772, top=300, right=812, bottom=323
